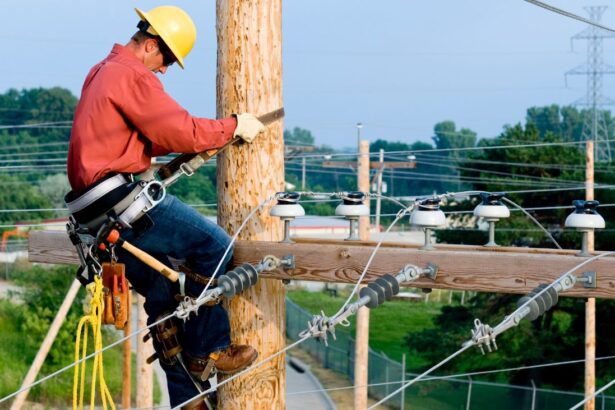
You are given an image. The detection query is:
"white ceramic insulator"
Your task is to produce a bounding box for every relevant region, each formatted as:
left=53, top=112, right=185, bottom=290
left=474, top=204, right=510, bottom=219
left=565, top=212, right=605, bottom=229
left=410, top=209, right=446, bottom=227
left=335, top=203, right=370, bottom=217
left=270, top=203, right=305, bottom=218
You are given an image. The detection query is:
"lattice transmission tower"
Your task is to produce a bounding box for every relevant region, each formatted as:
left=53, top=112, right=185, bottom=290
left=566, top=6, right=615, bottom=162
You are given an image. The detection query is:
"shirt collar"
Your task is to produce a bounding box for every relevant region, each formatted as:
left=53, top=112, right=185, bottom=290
left=110, top=43, right=136, bottom=59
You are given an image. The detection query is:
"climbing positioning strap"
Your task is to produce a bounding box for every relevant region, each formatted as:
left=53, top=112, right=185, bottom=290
left=185, top=351, right=221, bottom=382
left=73, top=276, right=116, bottom=410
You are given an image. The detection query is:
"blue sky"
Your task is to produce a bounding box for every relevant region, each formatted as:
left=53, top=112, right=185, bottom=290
left=2, top=0, right=615, bottom=149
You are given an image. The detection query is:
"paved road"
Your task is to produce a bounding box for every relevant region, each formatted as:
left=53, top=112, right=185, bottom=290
left=286, top=357, right=336, bottom=410
left=0, top=279, right=22, bottom=300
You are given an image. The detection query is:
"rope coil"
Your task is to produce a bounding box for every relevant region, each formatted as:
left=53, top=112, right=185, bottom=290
left=73, top=276, right=115, bottom=410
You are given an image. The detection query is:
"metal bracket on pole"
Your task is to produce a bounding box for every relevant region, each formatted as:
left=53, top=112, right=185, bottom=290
left=279, top=254, right=295, bottom=270
left=577, top=271, right=597, bottom=289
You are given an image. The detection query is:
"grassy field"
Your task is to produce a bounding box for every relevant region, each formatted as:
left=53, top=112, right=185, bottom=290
left=0, top=299, right=159, bottom=408
left=287, top=288, right=445, bottom=369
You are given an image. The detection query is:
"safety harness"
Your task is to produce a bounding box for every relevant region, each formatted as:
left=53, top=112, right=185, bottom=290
left=65, top=174, right=166, bottom=285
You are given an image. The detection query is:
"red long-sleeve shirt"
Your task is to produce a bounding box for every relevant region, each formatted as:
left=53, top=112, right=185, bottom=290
left=68, top=44, right=236, bottom=193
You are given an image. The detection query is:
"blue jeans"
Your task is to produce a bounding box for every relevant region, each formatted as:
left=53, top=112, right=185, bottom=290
left=117, top=194, right=232, bottom=407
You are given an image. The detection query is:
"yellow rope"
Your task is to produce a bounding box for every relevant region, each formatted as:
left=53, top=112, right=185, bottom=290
left=73, top=276, right=116, bottom=410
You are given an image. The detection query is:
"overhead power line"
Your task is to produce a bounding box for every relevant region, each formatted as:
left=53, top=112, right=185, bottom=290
left=0, top=141, right=68, bottom=152
left=411, top=158, right=585, bottom=185
left=286, top=165, right=585, bottom=189
left=0, top=121, right=72, bottom=130
left=287, top=139, right=599, bottom=162
left=287, top=355, right=615, bottom=397
left=524, top=0, right=615, bottom=33
left=0, top=150, right=67, bottom=159
left=407, top=152, right=595, bottom=173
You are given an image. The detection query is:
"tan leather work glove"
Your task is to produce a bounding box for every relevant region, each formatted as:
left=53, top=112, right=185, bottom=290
left=233, top=113, right=266, bottom=143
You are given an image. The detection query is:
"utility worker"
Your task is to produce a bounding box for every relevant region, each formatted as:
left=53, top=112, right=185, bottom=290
left=67, top=6, right=262, bottom=409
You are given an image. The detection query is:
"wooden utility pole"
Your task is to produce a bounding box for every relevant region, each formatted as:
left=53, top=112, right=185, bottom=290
left=302, top=157, right=306, bottom=190
left=10, top=279, right=81, bottom=410
left=585, top=140, right=595, bottom=410
left=375, top=148, right=385, bottom=231
left=216, top=0, right=285, bottom=408
left=136, top=295, right=154, bottom=409
left=122, top=291, right=131, bottom=409
left=355, top=139, right=371, bottom=409
left=358, top=140, right=371, bottom=241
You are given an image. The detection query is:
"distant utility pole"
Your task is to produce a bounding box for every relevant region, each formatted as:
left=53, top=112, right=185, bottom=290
left=585, top=140, right=596, bottom=410
left=356, top=139, right=371, bottom=410
left=302, top=156, right=306, bottom=189
left=356, top=122, right=363, bottom=152
left=375, top=148, right=385, bottom=231
left=567, top=8, right=615, bottom=410
left=567, top=6, right=615, bottom=163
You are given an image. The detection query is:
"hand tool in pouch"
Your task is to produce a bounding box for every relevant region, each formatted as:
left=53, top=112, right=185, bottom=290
left=105, top=229, right=180, bottom=282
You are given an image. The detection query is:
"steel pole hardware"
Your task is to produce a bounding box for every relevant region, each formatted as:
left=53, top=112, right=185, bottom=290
left=463, top=270, right=596, bottom=354
left=299, top=263, right=438, bottom=345
left=175, top=254, right=295, bottom=321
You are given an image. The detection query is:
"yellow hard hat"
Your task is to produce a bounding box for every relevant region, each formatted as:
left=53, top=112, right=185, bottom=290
left=135, top=6, right=197, bottom=69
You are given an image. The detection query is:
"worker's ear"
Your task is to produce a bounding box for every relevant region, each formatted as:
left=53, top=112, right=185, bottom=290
left=144, top=38, right=159, bottom=54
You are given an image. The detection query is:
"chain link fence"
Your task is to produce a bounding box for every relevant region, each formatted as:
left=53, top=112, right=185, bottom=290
left=286, top=297, right=615, bottom=409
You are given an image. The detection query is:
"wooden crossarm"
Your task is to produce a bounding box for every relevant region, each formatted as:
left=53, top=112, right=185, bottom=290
left=28, top=231, right=615, bottom=299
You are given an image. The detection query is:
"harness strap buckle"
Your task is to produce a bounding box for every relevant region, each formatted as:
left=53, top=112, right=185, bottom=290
left=118, top=180, right=166, bottom=228
left=179, top=162, right=195, bottom=177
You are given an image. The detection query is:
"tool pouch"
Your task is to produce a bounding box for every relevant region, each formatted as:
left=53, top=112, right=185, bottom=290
left=101, top=262, right=129, bottom=329
left=143, top=313, right=183, bottom=366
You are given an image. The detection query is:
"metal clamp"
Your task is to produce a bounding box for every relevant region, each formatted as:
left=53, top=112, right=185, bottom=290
left=554, top=273, right=577, bottom=293
left=176, top=296, right=200, bottom=321
left=298, top=311, right=338, bottom=346
left=465, top=319, right=497, bottom=354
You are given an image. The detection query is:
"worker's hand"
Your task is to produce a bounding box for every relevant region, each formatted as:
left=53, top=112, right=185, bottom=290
left=233, top=113, right=266, bottom=143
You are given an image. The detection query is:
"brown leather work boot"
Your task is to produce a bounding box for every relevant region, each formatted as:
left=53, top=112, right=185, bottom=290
left=181, top=397, right=207, bottom=410
left=213, top=344, right=258, bottom=374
